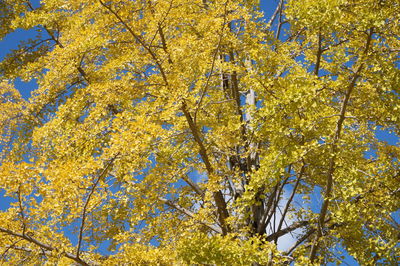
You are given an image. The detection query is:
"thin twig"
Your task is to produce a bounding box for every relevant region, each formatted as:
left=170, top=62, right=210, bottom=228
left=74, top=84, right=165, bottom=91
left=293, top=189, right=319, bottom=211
left=309, top=28, right=374, bottom=261
left=266, top=0, right=283, bottom=29
left=275, top=164, right=305, bottom=243
left=76, top=154, right=119, bottom=258
left=194, top=0, right=230, bottom=124
left=158, top=197, right=222, bottom=234
left=99, top=0, right=168, bottom=85
left=0, top=227, right=90, bottom=265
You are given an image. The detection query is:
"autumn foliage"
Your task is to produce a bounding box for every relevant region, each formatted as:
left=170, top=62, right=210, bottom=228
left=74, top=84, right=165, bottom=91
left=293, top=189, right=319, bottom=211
left=0, top=0, right=399, bottom=264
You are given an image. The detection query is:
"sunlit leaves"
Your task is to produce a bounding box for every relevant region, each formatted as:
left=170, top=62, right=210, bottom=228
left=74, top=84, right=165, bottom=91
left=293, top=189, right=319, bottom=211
left=0, top=0, right=399, bottom=264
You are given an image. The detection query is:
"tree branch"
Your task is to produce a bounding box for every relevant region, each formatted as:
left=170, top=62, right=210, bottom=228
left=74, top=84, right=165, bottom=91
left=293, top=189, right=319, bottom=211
left=26, top=1, right=91, bottom=85
left=265, top=220, right=309, bottom=242
left=0, top=227, right=90, bottom=265
left=194, top=0, right=229, bottom=124
left=309, top=28, right=374, bottom=262
left=158, top=197, right=222, bottom=234
left=181, top=101, right=230, bottom=234
left=275, top=164, right=305, bottom=243
left=98, top=0, right=168, bottom=86
left=76, top=155, right=119, bottom=259
left=266, top=0, right=283, bottom=29
left=314, top=32, right=323, bottom=76
left=182, top=174, right=205, bottom=198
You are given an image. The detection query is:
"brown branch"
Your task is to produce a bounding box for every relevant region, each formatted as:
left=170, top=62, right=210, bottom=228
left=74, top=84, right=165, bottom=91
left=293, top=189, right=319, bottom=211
left=0, top=227, right=89, bottom=265
left=194, top=0, right=229, bottom=124
left=1, top=239, right=22, bottom=262
left=266, top=186, right=284, bottom=235
left=158, top=197, right=222, bottom=234
left=26, top=2, right=90, bottom=83
left=227, top=52, right=248, bottom=148
left=309, top=28, right=374, bottom=262
left=322, top=38, right=350, bottom=52
left=158, top=25, right=173, bottom=64
left=194, top=39, right=223, bottom=124
left=265, top=220, right=309, bottom=242
left=99, top=0, right=168, bottom=85
left=181, top=101, right=230, bottom=235
left=4, top=245, right=51, bottom=258
left=266, top=0, right=284, bottom=29
left=182, top=174, right=205, bottom=198
left=76, top=155, right=118, bottom=259
left=275, top=164, right=305, bottom=243
left=17, top=185, right=27, bottom=235
left=285, top=228, right=316, bottom=256
left=157, top=0, right=174, bottom=64
left=314, top=32, right=323, bottom=76
left=257, top=183, right=279, bottom=234
left=275, top=1, right=285, bottom=39
left=258, top=171, right=292, bottom=234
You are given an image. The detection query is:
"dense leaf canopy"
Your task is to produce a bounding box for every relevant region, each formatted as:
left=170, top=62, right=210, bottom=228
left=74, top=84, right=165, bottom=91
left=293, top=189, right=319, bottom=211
left=0, top=0, right=399, bottom=264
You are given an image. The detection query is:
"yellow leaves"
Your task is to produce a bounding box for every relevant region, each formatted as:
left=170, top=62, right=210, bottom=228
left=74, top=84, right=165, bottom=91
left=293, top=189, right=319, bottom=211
left=0, top=0, right=399, bottom=264
left=286, top=0, right=398, bottom=34
left=105, top=243, right=176, bottom=265
left=0, top=161, right=38, bottom=196
left=177, top=232, right=282, bottom=265
left=0, top=81, right=26, bottom=145
left=12, top=8, right=62, bottom=31
left=110, top=113, right=160, bottom=155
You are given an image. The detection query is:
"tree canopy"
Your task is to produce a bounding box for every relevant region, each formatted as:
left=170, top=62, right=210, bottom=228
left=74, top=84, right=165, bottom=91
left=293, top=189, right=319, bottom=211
left=0, top=0, right=399, bottom=264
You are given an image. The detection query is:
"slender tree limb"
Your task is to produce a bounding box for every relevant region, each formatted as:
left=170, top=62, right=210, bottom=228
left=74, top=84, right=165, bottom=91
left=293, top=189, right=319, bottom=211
left=275, top=1, right=285, bottom=39
left=285, top=228, right=316, bottom=256
left=17, top=185, right=27, bottom=235
left=266, top=0, right=284, bottom=29
left=314, top=32, right=323, bottom=76
left=158, top=197, right=222, bottom=234
left=182, top=174, right=205, bottom=198
left=194, top=36, right=223, bottom=124
left=181, top=101, right=230, bottom=234
left=1, top=239, right=23, bottom=262
left=99, top=0, right=169, bottom=85
left=194, top=0, right=229, bottom=124
left=0, top=227, right=90, bottom=265
left=258, top=171, right=292, bottom=234
left=275, top=164, right=305, bottom=243
left=265, top=220, right=309, bottom=242
left=27, top=1, right=90, bottom=83
left=157, top=0, right=174, bottom=64
left=4, top=245, right=51, bottom=257
left=309, top=28, right=374, bottom=262
left=257, top=183, right=279, bottom=234
left=76, top=154, right=119, bottom=259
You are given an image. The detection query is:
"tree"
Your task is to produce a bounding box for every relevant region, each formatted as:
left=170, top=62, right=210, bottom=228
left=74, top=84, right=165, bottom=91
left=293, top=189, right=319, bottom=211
left=0, top=0, right=399, bottom=264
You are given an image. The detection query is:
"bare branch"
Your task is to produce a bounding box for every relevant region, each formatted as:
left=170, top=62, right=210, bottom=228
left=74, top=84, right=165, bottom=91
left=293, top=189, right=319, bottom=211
left=17, top=185, right=27, bottom=235
left=1, top=239, right=23, bottom=262
left=265, top=220, right=309, bottom=242
left=275, top=3, right=285, bottom=40
left=194, top=0, right=230, bottom=124
left=275, top=164, right=305, bottom=243
left=182, top=174, right=205, bottom=198
left=314, top=32, right=323, bottom=76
